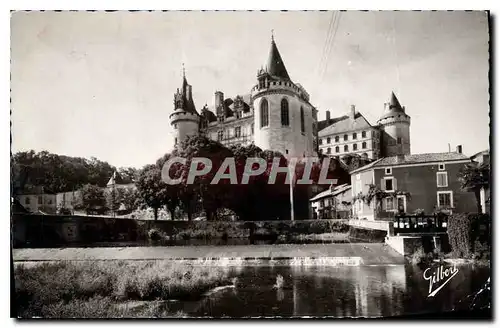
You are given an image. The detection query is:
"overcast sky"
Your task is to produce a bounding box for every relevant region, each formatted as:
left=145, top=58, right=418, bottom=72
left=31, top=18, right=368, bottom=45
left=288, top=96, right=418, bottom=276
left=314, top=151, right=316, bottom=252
left=11, top=11, right=489, bottom=168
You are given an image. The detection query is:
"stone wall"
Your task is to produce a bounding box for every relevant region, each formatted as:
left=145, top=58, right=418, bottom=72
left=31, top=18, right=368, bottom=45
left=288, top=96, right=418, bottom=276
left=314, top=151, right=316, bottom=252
left=11, top=214, right=348, bottom=248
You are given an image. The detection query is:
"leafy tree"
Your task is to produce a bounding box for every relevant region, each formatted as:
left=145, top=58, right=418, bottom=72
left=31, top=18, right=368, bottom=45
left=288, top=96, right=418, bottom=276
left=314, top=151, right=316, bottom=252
left=136, top=164, right=168, bottom=220
left=80, top=184, right=106, bottom=214
left=105, top=187, right=123, bottom=215
left=171, top=136, right=234, bottom=221
left=458, top=161, right=490, bottom=213
left=121, top=186, right=141, bottom=212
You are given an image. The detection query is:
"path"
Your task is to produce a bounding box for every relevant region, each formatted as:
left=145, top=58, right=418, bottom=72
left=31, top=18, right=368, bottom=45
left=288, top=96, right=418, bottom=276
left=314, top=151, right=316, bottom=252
left=13, top=243, right=404, bottom=265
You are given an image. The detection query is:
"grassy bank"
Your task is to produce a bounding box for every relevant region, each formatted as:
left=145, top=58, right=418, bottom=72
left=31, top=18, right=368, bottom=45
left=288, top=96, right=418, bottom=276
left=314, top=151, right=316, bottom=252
left=14, top=260, right=231, bottom=318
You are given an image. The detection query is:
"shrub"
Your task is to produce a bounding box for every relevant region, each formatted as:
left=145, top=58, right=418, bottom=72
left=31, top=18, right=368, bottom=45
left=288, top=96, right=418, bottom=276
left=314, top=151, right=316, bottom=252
left=147, top=229, right=163, bottom=241
left=447, top=213, right=490, bottom=259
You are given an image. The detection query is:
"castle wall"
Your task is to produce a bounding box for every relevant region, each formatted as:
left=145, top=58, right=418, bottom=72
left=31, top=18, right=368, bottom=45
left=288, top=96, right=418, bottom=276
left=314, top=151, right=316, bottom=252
left=170, top=112, right=200, bottom=145
left=253, top=93, right=315, bottom=157
left=380, top=121, right=410, bottom=156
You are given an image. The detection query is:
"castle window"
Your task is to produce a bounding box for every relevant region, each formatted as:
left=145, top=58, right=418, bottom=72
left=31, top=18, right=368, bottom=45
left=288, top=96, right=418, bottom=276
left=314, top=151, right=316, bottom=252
left=335, top=146, right=339, bottom=153
left=362, top=131, right=366, bottom=138
left=353, top=132, right=357, bottom=140
left=437, top=172, right=448, bottom=187
left=300, top=107, right=305, bottom=133
left=344, top=145, right=348, bottom=152
left=353, top=144, right=358, bottom=151
left=397, top=137, right=402, bottom=144
left=335, top=136, right=339, bottom=143
left=251, top=124, right=254, bottom=135
left=235, top=126, right=241, bottom=138
left=174, top=137, right=178, bottom=145
left=281, top=98, right=290, bottom=126
left=362, top=142, right=367, bottom=149
left=327, top=137, right=331, bottom=144
left=260, top=98, right=269, bottom=128
left=319, top=139, right=323, bottom=145
left=327, top=147, right=331, bottom=154
left=344, top=134, right=348, bottom=141
left=217, top=131, right=223, bottom=141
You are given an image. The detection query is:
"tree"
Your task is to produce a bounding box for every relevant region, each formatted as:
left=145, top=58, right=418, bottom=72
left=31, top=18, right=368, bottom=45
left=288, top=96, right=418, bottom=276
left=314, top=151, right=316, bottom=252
left=171, top=135, right=234, bottom=221
left=80, top=184, right=106, bottom=214
left=136, top=165, right=169, bottom=220
left=458, top=161, right=490, bottom=213
left=121, top=187, right=141, bottom=212
left=105, top=187, right=123, bottom=216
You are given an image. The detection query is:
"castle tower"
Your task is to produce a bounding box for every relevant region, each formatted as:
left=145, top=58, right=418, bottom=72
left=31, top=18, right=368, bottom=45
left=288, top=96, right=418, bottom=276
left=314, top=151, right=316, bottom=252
left=251, top=34, right=316, bottom=158
left=377, top=92, right=411, bottom=157
left=169, top=68, right=200, bottom=147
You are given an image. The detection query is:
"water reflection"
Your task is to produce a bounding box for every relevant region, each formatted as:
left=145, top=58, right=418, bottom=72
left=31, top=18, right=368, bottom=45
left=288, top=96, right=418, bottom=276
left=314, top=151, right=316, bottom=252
left=183, top=264, right=489, bottom=318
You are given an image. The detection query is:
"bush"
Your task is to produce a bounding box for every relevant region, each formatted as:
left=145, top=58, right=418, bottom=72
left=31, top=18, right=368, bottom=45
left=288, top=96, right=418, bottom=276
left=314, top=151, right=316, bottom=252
left=147, top=229, right=163, bottom=241
left=447, top=213, right=490, bottom=259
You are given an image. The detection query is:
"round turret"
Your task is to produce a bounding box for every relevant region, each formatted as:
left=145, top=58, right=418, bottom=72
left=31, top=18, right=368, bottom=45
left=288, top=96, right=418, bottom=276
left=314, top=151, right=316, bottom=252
left=170, top=71, right=200, bottom=147
left=377, top=92, right=411, bottom=157
left=251, top=37, right=315, bottom=158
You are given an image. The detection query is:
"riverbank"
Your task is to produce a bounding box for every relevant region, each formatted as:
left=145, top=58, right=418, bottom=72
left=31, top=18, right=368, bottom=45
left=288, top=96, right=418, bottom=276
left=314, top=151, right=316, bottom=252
left=14, top=260, right=232, bottom=318
left=12, top=243, right=405, bottom=265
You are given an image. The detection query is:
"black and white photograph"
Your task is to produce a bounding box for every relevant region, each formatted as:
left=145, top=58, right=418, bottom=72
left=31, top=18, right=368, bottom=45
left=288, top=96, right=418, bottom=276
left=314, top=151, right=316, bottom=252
left=9, top=9, right=491, bottom=319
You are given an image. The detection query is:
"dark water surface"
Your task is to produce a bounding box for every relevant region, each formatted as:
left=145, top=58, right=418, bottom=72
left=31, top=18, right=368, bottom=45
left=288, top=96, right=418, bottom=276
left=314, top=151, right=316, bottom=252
left=168, top=264, right=490, bottom=318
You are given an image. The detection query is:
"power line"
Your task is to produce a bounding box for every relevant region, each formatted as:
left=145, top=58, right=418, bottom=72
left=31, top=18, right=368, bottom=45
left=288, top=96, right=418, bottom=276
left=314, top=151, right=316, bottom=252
left=317, top=11, right=337, bottom=77
left=321, top=11, right=342, bottom=82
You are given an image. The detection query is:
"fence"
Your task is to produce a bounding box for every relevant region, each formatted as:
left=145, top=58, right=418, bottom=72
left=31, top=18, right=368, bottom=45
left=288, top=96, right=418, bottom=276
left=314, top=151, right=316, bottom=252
left=393, top=214, right=448, bottom=234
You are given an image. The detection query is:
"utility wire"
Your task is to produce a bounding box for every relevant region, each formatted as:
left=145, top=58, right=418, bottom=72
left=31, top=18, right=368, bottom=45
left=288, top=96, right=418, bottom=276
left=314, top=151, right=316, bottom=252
left=317, top=11, right=337, bottom=77
left=321, top=11, right=342, bottom=82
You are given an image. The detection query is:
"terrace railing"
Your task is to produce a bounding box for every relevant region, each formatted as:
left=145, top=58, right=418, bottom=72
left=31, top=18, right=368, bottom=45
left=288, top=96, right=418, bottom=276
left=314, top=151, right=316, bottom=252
left=393, top=214, right=448, bottom=234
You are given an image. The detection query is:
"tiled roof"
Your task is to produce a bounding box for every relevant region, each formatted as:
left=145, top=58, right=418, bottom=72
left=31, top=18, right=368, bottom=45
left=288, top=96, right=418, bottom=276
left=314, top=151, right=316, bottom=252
left=318, top=112, right=372, bottom=137
left=310, top=183, right=351, bottom=202
left=350, top=152, right=471, bottom=174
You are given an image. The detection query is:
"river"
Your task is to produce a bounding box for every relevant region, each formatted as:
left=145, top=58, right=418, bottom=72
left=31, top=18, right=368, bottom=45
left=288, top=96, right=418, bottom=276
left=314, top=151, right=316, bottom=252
left=165, top=263, right=490, bottom=318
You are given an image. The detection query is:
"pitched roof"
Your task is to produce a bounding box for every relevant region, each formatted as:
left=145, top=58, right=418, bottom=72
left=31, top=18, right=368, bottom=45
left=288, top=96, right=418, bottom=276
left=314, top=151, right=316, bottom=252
left=318, top=112, right=372, bottom=137
left=310, top=183, right=352, bottom=202
left=389, top=91, right=403, bottom=110
left=107, top=171, right=125, bottom=186
left=350, top=152, right=471, bottom=174
left=266, top=38, right=290, bottom=80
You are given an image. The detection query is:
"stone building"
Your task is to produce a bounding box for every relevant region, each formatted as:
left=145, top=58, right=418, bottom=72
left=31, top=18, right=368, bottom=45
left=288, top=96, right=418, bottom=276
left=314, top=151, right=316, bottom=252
left=349, top=147, right=476, bottom=221
left=317, top=92, right=411, bottom=160
left=16, top=186, right=57, bottom=214
left=170, top=35, right=318, bottom=158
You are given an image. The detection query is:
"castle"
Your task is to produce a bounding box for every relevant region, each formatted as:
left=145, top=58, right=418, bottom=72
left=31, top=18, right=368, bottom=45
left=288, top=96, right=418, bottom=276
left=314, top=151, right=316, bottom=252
left=169, top=35, right=412, bottom=161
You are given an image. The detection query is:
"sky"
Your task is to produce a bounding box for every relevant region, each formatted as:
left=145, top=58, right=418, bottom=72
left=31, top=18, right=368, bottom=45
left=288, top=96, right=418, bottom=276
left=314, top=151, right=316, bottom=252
left=10, top=11, right=490, bottom=168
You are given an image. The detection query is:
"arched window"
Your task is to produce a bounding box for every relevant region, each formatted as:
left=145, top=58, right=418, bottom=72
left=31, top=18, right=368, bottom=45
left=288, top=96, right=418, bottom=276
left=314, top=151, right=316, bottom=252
left=260, top=98, right=269, bottom=128
left=362, top=142, right=367, bottom=149
left=362, top=131, right=367, bottom=138
left=300, top=107, right=305, bottom=133
left=335, top=136, right=339, bottom=143
left=344, top=134, right=348, bottom=141
left=335, top=146, right=339, bottom=153
left=353, top=132, right=357, bottom=140
left=344, top=145, right=348, bottom=152
left=353, top=143, right=358, bottom=151
left=280, top=98, right=289, bottom=126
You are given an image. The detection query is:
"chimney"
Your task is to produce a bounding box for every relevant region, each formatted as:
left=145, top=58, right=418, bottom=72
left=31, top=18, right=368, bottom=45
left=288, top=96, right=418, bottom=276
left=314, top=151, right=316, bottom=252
left=456, top=145, right=463, bottom=154
left=326, top=110, right=331, bottom=122
left=350, top=105, right=356, bottom=120
left=214, top=91, right=224, bottom=109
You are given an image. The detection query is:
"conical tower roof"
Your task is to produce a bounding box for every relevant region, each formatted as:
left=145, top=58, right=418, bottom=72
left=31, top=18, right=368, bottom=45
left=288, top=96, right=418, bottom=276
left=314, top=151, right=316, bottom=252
left=266, top=37, right=290, bottom=80
left=389, top=91, right=403, bottom=110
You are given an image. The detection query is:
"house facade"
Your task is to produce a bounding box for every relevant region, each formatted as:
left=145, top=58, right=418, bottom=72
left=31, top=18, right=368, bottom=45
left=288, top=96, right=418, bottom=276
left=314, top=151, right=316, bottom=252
left=310, top=183, right=352, bottom=220
left=349, top=149, right=477, bottom=221
left=17, top=187, right=57, bottom=214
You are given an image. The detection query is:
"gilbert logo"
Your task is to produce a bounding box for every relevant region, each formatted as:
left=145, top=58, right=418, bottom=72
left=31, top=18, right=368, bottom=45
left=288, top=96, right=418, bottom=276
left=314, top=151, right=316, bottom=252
left=423, top=263, right=459, bottom=297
